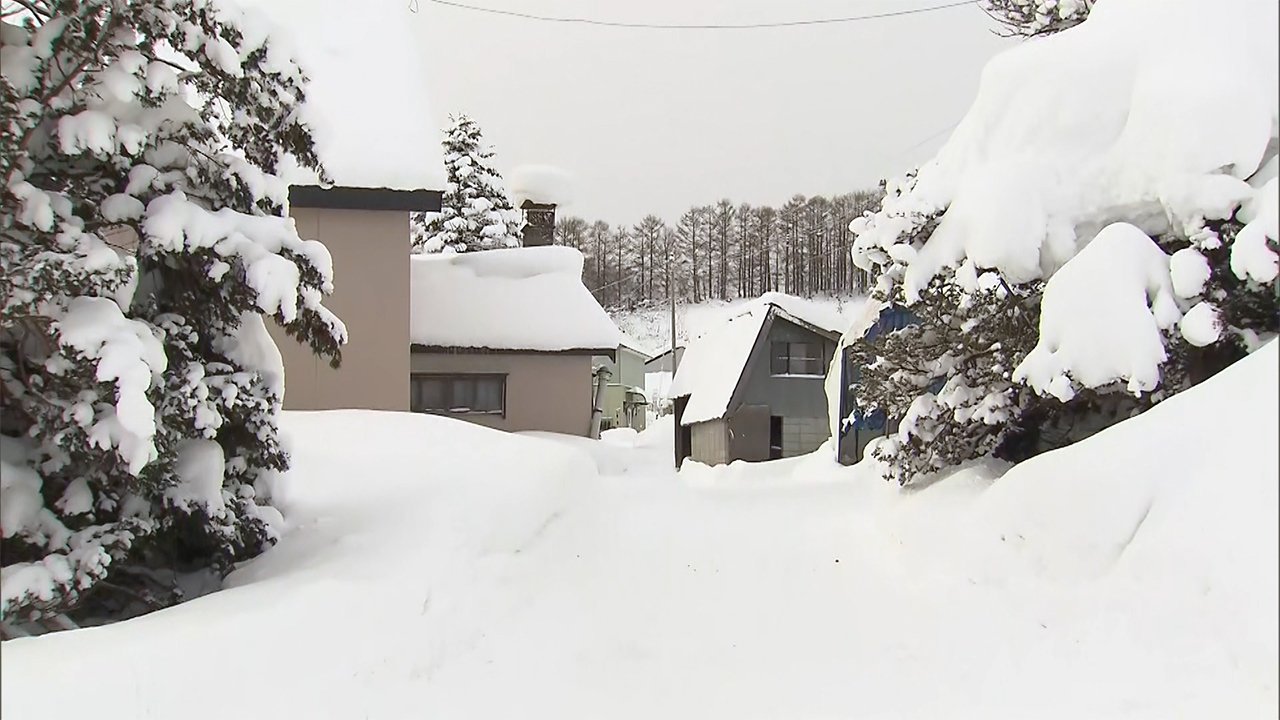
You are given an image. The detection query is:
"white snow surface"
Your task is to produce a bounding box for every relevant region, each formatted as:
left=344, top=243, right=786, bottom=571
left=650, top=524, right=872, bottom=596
left=2, top=344, right=1275, bottom=718
left=54, top=297, right=167, bottom=475
left=668, top=292, right=851, bottom=425
left=223, top=0, right=446, bottom=191
left=410, top=246, right=623, bottom=352
left=852, top=0, right=1279, bottom=302
left=508, top=164, right=574, bottom=207
left=1014, top=222, right=1181, bottom=400
left=164, top=440, right=228, bottom=516
left=1232, top=177, right=1280, bottom=283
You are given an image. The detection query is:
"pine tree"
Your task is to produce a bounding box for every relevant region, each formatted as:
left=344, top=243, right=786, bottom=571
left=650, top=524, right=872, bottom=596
left=1, top=1, right=343, bottom=628
left=413, top=114, right=521, bottom=254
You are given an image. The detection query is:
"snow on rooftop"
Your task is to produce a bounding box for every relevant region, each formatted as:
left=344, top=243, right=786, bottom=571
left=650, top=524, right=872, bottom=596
left=670, top=293, right=844, bottom=425
left=224, top=0, right=446, bottom=191
left=508, top=165, right=574, bottom=207
left=410, top=246, right=623, bottom=352
left=619, top=333, right=651, bottom=357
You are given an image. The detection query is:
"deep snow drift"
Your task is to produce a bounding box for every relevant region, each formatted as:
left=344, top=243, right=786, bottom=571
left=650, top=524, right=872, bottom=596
left=2, top=343, right=1275, bottom=719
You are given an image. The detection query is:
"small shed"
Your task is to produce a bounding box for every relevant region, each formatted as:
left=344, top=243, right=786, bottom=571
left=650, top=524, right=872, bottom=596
left=670, top=294, right=845, bottom=467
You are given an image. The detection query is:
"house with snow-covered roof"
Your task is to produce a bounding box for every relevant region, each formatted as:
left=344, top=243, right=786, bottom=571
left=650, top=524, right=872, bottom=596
left=238, top=0, right=447, bottom=412
left=670, top=293, right=844, bottom=467
left=409, top=246, right=624, bottom=436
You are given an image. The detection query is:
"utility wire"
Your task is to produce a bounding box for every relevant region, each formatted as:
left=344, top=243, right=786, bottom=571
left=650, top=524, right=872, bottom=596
left=419, top=0, right=979, bottom=30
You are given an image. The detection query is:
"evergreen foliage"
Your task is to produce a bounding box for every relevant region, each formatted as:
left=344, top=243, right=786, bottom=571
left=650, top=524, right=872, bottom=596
left=413, top=114, right=521, bottom=254
left=1, top=0, right=343, bottom=629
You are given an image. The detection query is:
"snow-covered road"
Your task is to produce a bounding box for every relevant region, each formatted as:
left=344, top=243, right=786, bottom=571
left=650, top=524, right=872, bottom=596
left=2, top=344, right=1276, bottom=719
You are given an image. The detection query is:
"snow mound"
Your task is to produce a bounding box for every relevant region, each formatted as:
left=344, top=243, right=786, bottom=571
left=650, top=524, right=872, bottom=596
left=519, top=431, right=631, bottom=476
left=410, top=246, right=622, bottom=352
left=2, top=410, right=595, bottom=717
left=225, top=0, right=446, bottom=191
left=509, top=165, right=574, bottom=207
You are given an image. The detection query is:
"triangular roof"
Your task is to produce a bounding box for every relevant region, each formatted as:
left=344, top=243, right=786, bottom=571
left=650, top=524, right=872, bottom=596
left=670, top=293, right=843, bottom=425
left=410, top=247, right=623, bottom=354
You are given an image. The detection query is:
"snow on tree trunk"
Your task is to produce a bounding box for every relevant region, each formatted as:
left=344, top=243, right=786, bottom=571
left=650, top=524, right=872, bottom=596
left=1, top=1, right=344, bottom=625
left=413, top=114, right=522, bottom=254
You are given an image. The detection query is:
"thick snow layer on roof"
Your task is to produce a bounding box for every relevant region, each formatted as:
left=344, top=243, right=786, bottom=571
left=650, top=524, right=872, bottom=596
left=410, top=247, right=623, bottom=352
left=668, top=306, right=765, bottom=425
left=852, top=0, right=1279, bottom=302
left=224, top=0, right=445, bottom=191
left=670, top=293, right=844, bottom=425
left=509, top=165, right=574, bottom=207
left=754, top=291, right=848, bottom=335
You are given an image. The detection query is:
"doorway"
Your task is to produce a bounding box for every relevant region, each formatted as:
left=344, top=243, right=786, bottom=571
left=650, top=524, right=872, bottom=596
left=769, top=416, right=783, bottom=460
left=674, top=396, right=693, bottom=467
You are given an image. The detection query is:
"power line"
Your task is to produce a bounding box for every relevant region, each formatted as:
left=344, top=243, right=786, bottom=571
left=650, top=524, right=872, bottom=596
left=419, top=0, right=979, bottom=30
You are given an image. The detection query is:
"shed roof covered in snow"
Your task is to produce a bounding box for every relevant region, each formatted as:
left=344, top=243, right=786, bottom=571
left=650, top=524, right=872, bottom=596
left=669, top=292, right=845, bottom=425
left=410, top=247, right=624, bottom=354
left=226, top=0, right=446, bottom=192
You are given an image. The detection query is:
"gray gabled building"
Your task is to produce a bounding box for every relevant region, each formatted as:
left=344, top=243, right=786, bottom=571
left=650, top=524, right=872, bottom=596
left=670, top=294, right=845, bottom=467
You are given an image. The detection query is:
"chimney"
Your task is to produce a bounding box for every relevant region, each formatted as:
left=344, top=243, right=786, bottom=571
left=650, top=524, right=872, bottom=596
left=521, top=199, right=556, bottom=247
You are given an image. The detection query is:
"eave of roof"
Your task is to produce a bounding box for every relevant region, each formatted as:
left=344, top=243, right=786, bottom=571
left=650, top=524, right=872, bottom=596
left=411, top=344, right=617, bottom=360
left=290, top=185, right=443, bottom=212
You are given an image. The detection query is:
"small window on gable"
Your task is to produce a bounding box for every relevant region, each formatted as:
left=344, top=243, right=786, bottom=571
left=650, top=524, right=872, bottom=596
left=770, top=341, right=822, bottom=376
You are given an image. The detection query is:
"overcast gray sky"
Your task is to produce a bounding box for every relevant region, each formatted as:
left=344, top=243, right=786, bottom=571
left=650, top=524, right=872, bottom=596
left=413, top=0, right=1012, bottom=224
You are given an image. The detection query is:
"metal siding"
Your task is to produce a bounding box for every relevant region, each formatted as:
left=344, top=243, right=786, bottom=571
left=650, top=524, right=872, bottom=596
left=728, top=405, right=771, bottom=462
left=269, top=207, right=410, bottom=412
left=734, top=317, right=835, bottom=420
left=691, top=419, right=730, bottom=466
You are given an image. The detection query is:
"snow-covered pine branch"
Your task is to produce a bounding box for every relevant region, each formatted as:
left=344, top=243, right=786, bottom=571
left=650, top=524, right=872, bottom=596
left=1, top=0, right=344, bottom=627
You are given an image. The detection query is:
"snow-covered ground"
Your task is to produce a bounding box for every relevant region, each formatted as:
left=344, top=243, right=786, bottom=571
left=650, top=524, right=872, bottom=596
left=3, top=343, right=1275, bottom=719
left=613, top=294, right=866, bottom=358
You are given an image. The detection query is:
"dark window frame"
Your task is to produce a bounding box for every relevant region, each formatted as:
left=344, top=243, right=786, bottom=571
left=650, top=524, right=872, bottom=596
left=770, top=341, right=823, bottom=376
left=410, top=373, right=507, bottom=416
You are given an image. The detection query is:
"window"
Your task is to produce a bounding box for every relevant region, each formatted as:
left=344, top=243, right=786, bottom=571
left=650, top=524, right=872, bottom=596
left=770, top=341, right=822, bottom=376
left=411, top=374, right=505, bottom=415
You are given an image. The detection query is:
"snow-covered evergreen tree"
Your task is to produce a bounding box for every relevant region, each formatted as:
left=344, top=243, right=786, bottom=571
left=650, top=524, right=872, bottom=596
left=413, top=114, right=521, bottom=254
left=842, top=0, right=1277, bottom=485
left=1, top=0, right=344, bottom=628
